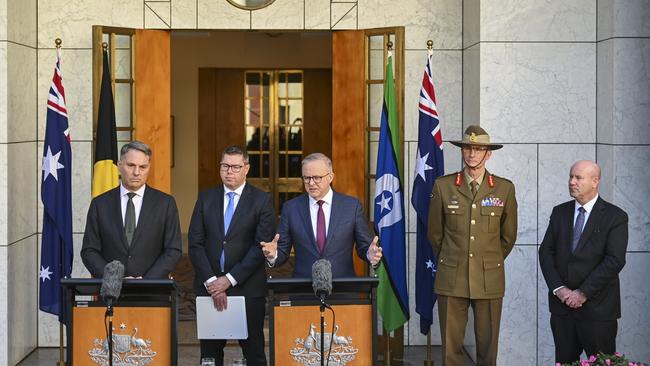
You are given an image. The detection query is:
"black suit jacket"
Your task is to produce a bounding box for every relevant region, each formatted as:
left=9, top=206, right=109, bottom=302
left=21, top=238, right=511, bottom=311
left=81, top=185, right=182, bottom=278
left=275, top=191, right=373, bottom=278
left=539, top=197, right=628, bottom=320
left=188, top=184, right=276, bottom=298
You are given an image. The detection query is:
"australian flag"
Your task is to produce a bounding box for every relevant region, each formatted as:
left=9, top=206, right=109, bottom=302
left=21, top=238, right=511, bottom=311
left=39, top=51, right=73, bottom=325
left=412, top=52, right=444, bottom=334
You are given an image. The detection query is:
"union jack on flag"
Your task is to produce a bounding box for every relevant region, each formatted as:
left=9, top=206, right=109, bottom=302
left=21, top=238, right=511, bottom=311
left=39, top=51, right=73, bottom=325
left=412, top=52, right=445, bottom=334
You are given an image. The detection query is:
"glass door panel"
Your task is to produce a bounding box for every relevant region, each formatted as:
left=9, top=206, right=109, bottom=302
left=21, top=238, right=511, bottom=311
left=245, top=70, right=304, bottom=211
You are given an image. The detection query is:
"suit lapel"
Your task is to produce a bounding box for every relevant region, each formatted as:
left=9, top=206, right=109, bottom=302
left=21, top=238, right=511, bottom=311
left=215, top=185, right=225, bottom=238
left=574, top=198, right=604, bottom=253
left=561, top=203, right=575, bottom=254
left=112, top=188, right=130, bottom=251
left=325, top=191, right=340, bottom=251
left=475, top=174, right=495, bottom=203
left=299, top=194, right=318, bottom=252
left=455, top=172, right=473, bottom=201
left=129, top=186, right=153, bottom=251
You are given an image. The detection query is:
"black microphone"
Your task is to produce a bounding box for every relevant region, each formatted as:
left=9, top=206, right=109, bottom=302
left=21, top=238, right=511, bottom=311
left=312, top=259, right=332, bottom=304
left=100, top=260, right=125, bottom=311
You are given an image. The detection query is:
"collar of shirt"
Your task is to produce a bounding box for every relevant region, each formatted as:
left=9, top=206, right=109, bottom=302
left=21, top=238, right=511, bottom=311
left=308, top=187, right=333, bottom=207
left=223, top=182, right=245, bottom=214
left=573, top=194, right=598, bottom=229
left=575, top=194, right=598, bottom=214
left=224, top=182, right=246, bottom=197
left=120, top=182, right=146, bottom=198
left=464, top=169, right=485, bottom=187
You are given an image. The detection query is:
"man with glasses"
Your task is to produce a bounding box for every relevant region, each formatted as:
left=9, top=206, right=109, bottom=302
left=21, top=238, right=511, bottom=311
left=188, top=145, right=276, bottom=366
left=428, top=125, right=518, bottom=366
left=261, top=152, right=382, bottom=278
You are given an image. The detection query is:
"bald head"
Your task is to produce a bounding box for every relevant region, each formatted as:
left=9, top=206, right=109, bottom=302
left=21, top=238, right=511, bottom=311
left=569, top=160, right=601, bottom=205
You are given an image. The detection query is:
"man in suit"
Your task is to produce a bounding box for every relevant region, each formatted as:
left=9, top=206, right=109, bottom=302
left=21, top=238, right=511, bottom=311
left=82, top=141, right=182, bottom=279
left=539, top=160, right=628, bottom=363
left=188, top=145, right=275, bottom=366
left=427, top=125, right=518, bottom=366
left=261, top=152, right=382, bottom=278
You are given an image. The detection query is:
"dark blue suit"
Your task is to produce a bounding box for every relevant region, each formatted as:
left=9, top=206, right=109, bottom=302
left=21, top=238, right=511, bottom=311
left=189, top=183, right=276, bottom=366
left=275, top=190, right=373, bottom=278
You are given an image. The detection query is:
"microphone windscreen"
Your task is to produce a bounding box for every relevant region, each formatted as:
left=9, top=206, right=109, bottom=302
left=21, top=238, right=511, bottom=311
left=100, top=260, right=125, bottom=300
left=311, top=259, right=332, bottom=296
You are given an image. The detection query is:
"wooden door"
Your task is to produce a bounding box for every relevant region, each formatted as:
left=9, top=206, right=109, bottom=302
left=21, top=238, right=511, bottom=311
left=332, top=27, right=406, bottom=360
left=197, top=68, right=332, bottom=211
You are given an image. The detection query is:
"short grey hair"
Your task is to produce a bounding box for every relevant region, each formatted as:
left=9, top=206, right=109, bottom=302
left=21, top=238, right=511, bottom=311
left=120, top=140, right=152, bottom=160
left=301, top=153, right=332, bottom=172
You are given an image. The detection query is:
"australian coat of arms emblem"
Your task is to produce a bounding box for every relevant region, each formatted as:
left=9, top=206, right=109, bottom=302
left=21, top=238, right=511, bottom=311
left=88, top=323, right=157, bottom=366
left=290, top=323, right=359, bottom=366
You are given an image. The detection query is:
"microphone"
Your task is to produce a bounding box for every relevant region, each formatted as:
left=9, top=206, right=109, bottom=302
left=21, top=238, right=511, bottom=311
left=100, top=260, right=125, bottom=311
left=312, top=259, right=332, bottom=304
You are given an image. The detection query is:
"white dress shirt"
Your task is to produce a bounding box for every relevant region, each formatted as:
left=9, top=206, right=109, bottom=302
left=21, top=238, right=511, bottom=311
left=120, top=183, right=146, bottom=227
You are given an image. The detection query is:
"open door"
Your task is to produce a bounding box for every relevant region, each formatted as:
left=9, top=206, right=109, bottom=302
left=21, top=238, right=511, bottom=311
left=332, top=27, right=405, bottom=277
left=332, top=27, right=405, bottom=362
left=92, top=26, right=172, bottom=193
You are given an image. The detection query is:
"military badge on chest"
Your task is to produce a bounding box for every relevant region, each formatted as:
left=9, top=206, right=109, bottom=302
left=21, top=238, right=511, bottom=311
left=481, top=196, right=504, bottom=207
left=447, top=195, right=460, bottom=209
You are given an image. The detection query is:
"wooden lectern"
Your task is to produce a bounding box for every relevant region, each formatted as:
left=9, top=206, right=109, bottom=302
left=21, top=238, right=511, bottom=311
left=268, top=277, right=379, bottom=366
left=60, top=278, right=178, bottom=366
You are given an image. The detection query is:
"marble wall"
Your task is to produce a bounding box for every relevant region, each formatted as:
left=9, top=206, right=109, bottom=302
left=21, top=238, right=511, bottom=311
left=0, top=0, right=647, bottom=365
left=0, top=0, right=39, bottom=365
left=463, top=0, right=650, bottom=364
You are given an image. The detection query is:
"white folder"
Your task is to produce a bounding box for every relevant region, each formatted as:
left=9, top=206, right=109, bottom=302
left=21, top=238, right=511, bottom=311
left=196, top=296, right=248, bottom=339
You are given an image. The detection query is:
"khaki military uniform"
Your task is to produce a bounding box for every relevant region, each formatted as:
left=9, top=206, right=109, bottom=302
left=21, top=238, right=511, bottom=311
left=428, top=169, right=517, bottom=366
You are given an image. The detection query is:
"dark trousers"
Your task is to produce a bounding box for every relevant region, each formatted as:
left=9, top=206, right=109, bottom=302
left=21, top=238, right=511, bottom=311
left=550, top=313, right=617, bottom=363
left=200, top=296, right=267, bottom=366
left=438, top=295, right=503, bottom=366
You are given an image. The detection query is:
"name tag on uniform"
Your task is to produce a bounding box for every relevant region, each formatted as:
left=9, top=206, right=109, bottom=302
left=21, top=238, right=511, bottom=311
left=447, top=204, right=459, bottom=209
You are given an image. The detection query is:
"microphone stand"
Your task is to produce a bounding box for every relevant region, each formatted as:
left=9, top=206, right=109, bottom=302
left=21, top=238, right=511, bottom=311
left=105, top=299, right=115, bottom=366
left=318, top=292, right=328, bottom=366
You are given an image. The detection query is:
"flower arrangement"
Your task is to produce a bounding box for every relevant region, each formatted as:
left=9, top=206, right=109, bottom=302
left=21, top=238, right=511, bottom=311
left=558, top=352, right=646, bottom=366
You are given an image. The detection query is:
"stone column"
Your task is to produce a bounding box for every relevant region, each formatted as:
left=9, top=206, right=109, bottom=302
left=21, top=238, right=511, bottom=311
left=596, top=0, right=650, bottom=362
left=0, top=1, right=39, bottom=365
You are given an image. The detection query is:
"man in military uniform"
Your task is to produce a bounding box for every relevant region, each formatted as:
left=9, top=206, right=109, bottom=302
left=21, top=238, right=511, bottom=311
left=428, top=125, right=518, bottom=366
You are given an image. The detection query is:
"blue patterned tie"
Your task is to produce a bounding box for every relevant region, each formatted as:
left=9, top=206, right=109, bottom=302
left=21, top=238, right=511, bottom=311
left=571, top=207, right=586, bottom=252
left=222, top=192, right=236, bottom=269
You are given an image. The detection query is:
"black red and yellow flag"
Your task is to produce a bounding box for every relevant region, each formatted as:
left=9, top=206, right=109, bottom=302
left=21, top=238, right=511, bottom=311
left=92, top=49, right=119, bottom=197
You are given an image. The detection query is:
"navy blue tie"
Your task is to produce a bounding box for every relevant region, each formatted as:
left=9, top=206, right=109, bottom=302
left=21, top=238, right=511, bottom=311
left=571, top=207, right=586, bottom=252
left=222, top=192, right=236, bottom=269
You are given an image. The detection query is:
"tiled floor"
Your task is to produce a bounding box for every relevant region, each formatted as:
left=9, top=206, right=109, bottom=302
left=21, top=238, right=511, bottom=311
left=17, top=344, right=474, bottom=365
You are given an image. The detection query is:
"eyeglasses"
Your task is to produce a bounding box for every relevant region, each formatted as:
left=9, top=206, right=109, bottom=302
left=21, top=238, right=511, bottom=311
left=220, top=163, right=245, bottom=173
left=462, top=146, right=489, bottom=153
left=302, top=174, right=330, bottom=184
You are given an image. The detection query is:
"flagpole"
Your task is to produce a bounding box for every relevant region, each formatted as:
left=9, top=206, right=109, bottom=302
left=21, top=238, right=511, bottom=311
left=423, top=39, right=435, bottom=366
left=385, top=39, right=393, bottom=366
left=54, top=36, right=67, bottom=366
